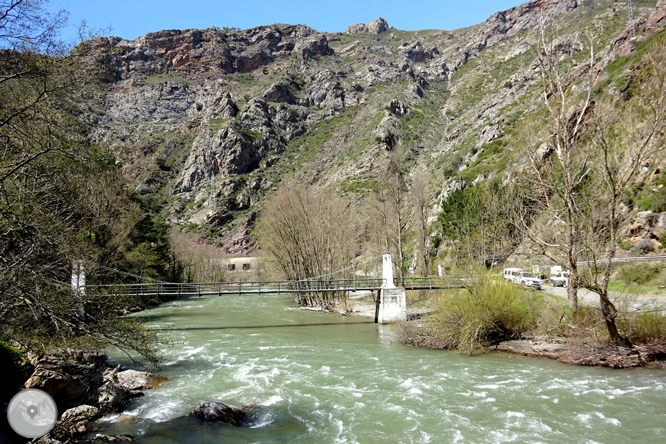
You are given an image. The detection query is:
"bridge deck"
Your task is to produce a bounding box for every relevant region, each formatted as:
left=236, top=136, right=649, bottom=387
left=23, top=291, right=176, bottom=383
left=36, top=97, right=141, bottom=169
left=88, top=278, right=463, bottom=298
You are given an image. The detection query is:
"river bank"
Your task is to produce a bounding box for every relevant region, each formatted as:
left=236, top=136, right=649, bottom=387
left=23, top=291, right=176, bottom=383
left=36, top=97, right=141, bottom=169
left=2, top=347, right=164, bottom=444
left=341, top=292, right=666, bottom=370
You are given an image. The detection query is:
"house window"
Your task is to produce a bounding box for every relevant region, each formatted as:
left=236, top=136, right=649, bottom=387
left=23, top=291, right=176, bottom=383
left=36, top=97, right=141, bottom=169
left=242, top=263, right=251, bottom=271
left=228, top=264, right=236, bottom=271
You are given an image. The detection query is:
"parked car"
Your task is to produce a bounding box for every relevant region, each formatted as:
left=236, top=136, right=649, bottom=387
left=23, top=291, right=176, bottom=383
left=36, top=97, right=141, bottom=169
left=503, top=268, right=523, bottom=281
left=550, top=271, right=570, bottom=287
left=516, top=271, right=542, bottom=290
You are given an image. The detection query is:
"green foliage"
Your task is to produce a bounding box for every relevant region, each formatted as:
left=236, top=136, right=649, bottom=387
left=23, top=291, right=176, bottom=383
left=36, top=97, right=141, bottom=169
left=638, top=171, right=666, bottom=212
left=622, top=311, right=666, bottom=343
left=398, top=275, right=544, bottom=353
left=237, top=126, right=263, bottom=143
left=602, top=29, right=665, bottom=99
left=616, top=262, right=664, bottom=286
left=459, top=139, right=509, bottom=181
left=123, top=210, right=171, bottom=279
left=210, top=117, right=231, bottom=131
left=340, top=178, right=378, bottom=194
left=630, top=239, right=656, bottom=256
left=438, top=185, right=483, bottom=239
left=0, top=340, right=31, bottom=404
left=282, top=106, right=359, bottom=172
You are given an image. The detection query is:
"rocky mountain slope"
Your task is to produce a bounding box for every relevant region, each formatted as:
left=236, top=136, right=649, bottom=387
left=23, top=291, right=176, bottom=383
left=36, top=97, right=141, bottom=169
left=83, top=0, right=666, bottom=254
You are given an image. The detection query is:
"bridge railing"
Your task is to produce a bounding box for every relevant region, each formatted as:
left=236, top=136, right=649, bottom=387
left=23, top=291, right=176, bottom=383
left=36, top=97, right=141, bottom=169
left=87, top=277, right=467, bottom=298
left=288, top=279, right=386, bottom=292
left=87, top=278, right=390, bottom=297
left=396, top=277, right=467, bottom=290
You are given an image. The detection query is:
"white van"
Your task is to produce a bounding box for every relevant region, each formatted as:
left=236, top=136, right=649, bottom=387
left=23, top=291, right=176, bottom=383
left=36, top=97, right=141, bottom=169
left=503, top=268, right=523, bottom=281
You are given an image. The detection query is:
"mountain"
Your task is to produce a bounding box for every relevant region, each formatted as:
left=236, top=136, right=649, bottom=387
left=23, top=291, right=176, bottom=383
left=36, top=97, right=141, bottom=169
left=82, top=0, right=666, bottom=255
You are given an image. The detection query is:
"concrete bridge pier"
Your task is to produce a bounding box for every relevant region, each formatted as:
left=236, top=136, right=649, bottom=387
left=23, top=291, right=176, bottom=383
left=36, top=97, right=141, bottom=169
left=376, top=254, right=406, bottom=324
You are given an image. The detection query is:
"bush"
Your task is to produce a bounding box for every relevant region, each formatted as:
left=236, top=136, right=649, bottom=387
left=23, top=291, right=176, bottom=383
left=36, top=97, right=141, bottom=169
left=622, top=312, right=666, bottom=343
left=398, top=274, right=544, bottom=353
left=630, top=239, right=655, bottom=256
left=617, top=262, right=661, bottom=285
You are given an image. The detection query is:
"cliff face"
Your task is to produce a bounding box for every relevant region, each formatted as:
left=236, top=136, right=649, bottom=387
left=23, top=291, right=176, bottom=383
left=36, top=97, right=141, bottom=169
left=84, top=0, right=664, bottom=254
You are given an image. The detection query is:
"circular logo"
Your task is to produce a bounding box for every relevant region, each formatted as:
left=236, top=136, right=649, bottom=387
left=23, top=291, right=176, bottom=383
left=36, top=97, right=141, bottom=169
left=7, top=389, right=58, bottom=438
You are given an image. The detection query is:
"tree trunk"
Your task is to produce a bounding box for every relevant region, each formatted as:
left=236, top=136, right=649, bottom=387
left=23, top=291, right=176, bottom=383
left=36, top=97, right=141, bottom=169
left=567, top=266, right=579, bottom=316
left=598, top=291, right=632, bottom=348
left=567, top=281, right=578, bottom=315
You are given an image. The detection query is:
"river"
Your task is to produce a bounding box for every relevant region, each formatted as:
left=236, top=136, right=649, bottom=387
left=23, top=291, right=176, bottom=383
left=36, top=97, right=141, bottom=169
left=100, top=292, right=666, bottom=443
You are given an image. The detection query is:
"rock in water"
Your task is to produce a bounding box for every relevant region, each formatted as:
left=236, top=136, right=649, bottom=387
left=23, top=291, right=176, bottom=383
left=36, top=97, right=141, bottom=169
left=189, top=401, right=246, bottom=426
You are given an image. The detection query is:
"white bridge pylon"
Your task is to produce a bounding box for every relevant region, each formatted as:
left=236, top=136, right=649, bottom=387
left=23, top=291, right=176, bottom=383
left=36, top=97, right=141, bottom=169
left=377, top=254, right=406, bottom=324
left=381, top=254, right=395, bottom=289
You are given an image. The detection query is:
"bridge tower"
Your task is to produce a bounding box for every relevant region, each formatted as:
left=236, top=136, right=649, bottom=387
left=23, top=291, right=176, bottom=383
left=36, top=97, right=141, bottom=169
left=71, top=260, right=86, bottom=321
left=376, top=254, right=407, bottom=324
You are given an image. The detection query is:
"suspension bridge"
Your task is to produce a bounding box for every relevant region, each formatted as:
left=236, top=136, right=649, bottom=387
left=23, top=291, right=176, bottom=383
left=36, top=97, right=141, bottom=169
left=85, top=277, right=453, bottom=298
left=75, top=255, right=460, bottom=323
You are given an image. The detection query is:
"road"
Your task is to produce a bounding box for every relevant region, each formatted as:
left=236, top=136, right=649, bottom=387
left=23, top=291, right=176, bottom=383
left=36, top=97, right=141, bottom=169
left=543, top=285, right=666, bottom=313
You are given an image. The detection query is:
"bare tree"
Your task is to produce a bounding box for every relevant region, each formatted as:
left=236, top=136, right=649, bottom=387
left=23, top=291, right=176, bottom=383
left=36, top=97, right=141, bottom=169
left=256, top=181, right=359, bottom=308
left=578, top=38, right=666, bottom=346
left=411, top=164, right=430, bottom=276
left=168, top=229, right=229, bottom=283
left=364, top=152, right=411, bottom=279
left=515, top=29, right=665, bottom=345
left=514, top=28, right=596, bottom=316
left=0, top=0, right=68, bottom=53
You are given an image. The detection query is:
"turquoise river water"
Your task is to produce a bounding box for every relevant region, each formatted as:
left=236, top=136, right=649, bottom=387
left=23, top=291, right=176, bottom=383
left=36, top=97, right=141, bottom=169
left=101, top=292, right=666, bottom=443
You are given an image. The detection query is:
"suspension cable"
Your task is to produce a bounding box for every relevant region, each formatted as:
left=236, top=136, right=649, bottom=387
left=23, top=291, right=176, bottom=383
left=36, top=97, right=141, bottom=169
left=84, top=261, right=172, bottom=284
left=299, top=254, right=384, bottom=282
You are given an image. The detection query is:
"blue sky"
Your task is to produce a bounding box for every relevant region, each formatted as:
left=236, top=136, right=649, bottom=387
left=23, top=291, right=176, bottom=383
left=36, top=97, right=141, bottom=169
left=47, top=0, right=526, bottom=42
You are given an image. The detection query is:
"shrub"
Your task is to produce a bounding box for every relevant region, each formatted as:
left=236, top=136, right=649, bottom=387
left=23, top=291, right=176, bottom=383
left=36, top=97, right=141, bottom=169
left=622, top=312, right=666, bottom=344
left=399, top=274, right=544, bottom=353
left=617, top=262, right=661, bottom=285
left=630, top=239, right=655, bottom=256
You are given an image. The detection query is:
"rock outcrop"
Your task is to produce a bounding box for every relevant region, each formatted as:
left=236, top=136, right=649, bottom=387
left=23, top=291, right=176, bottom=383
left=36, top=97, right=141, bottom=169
left=622, top=211, right=666, bottom=252
left=51, top=405, right=100, bottom=440
left=98, top=365, right=165, bottom=413
left=344, top=18, right=390, bottom=35
left=25, top=350, right=107, bottom=411
left=91, top=25, right=332, bottom=81
left=23, top=351, right=162, bottom=442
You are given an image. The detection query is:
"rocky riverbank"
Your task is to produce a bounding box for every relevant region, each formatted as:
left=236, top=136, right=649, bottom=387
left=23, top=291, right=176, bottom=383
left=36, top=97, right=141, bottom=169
left=495, top=339, right=666, bottom=369
left=5, top=348, right=164, bottom=443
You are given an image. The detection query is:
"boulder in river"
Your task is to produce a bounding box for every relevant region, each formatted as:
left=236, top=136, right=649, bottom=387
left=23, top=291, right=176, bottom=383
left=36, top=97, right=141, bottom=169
left=188, top=401, right=263, bottom=426
left=97, top=365, right=165, bottom=413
